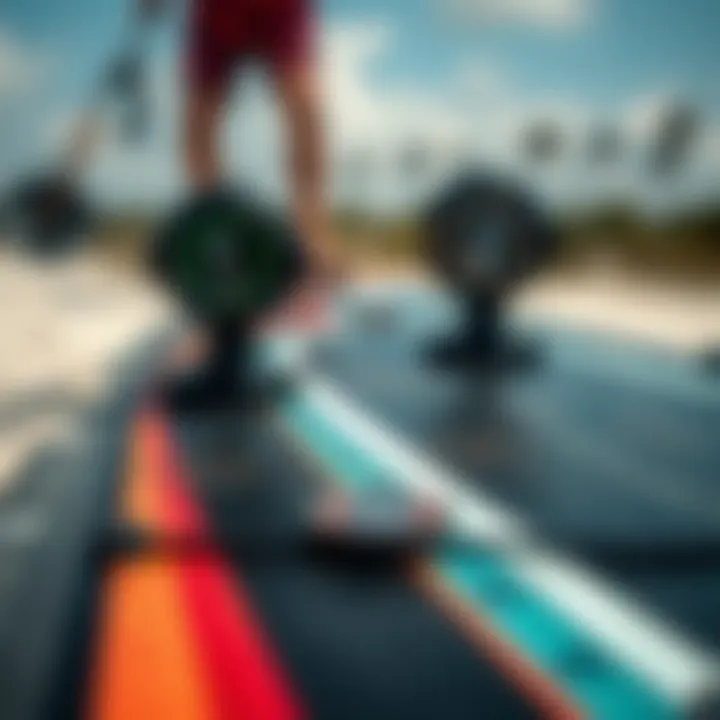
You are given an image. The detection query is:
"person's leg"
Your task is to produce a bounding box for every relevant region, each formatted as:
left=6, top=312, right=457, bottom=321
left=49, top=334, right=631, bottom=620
left=184, top=24, right=235, bottom=191
left=268, top=0, right=341, bottom=286
left=275, top=61, right=336, bottom=280
left=185, top=83, right=227, bottom=191
left=260, top=58, right=342, bottom=336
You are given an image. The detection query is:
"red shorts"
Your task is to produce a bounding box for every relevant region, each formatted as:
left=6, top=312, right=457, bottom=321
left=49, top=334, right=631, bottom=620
left=187, top=0, right=316, bottom=90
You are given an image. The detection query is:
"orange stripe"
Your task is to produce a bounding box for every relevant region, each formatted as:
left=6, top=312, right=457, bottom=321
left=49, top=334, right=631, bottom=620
left=87, top=411, right=215, bottom=720
left=412, top=562, right=585, bottom=720
left=151, top=415, right=304, bottom=720
left=122, top=411, right=159, bottom=522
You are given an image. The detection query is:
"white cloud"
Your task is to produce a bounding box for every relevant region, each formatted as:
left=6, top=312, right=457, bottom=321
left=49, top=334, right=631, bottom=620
left=454, top=61, right=509, bottom=100
left=322, top=20, right=396, bottom=146
left=320, top=20, right=481, bottom=210
left=0, top=27, right=44, bottom=96
left=441, top=0, right=593, bottom=32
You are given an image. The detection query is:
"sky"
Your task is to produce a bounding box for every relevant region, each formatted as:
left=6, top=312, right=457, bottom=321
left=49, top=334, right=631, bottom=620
left=0, top=0, right=719, bottom=214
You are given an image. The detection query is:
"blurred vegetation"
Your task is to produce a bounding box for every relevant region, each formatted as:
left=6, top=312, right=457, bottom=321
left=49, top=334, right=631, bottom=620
left=559, top=200, right=720, bottom=276
left=94, top=199, right=720, bottom=279
left=94, top=211, right=159, bottom=268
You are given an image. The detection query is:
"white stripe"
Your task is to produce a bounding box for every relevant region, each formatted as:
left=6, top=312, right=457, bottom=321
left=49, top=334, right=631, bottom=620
left=301, top=378, right=720, bottom=708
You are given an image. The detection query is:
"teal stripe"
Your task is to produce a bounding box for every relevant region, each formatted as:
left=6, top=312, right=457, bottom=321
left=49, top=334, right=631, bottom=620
left=280, top=392, right=677, bottom=720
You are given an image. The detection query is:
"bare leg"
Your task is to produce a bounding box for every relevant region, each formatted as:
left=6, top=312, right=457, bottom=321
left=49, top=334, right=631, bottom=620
left=275, top=60, right=341, bottom=285
left=184, top=82, right=227, bottom=191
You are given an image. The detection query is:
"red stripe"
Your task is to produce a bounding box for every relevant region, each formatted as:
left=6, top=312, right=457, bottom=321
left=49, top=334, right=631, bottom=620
left=148, top=411, right=304, bottom=720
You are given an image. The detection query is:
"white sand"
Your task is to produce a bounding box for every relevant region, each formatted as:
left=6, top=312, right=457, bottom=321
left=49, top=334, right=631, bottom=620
left=516, top=271, right=720, bottom=352
left=0, top=250, right=171, bottom=494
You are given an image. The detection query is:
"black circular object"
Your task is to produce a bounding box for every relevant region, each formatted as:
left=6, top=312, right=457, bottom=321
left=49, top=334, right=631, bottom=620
left=423, top=171, right=558, bottom=297
left=152, top=188, right=306, bottom=321
left=5, top=175, right=91, bottom=257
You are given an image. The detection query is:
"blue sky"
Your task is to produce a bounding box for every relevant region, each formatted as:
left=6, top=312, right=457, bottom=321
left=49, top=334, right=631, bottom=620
left=330, top=0, right=720, bottom=111
left=1, top=0, right=719, bottom=211
left=4, top=0, right=717, bottom=110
